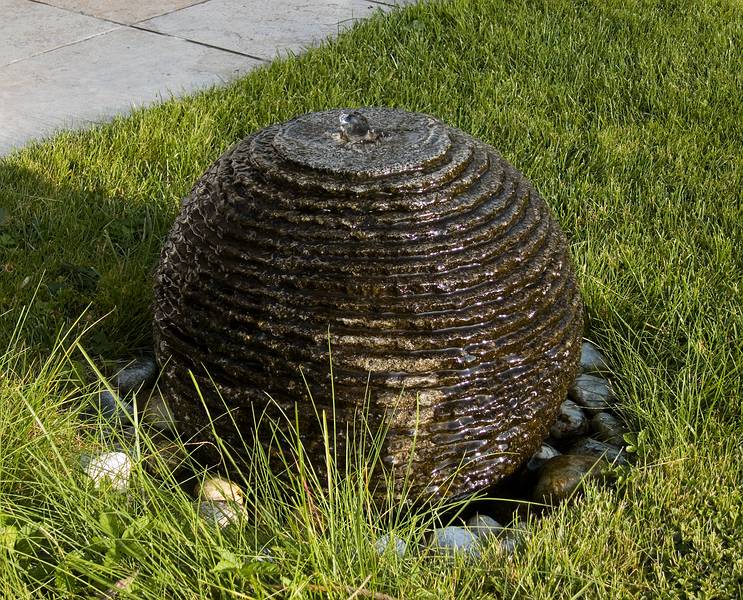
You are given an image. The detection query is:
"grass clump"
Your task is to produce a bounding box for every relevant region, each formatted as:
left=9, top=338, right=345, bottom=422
left=0, top=322, right=486, bottom=599
left=1, top=0, right=742, bottom=597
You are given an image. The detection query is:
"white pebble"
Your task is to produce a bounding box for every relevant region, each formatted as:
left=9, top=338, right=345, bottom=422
left=197, top=500, right=244, bottom=529
left=196, top=476, right=245, bottom=506
left=374, top=533, right=408, bottom=557
left=81, top=452, right=132, bottom=492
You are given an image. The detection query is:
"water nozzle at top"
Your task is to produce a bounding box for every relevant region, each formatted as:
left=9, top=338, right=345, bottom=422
left=339, top=111, right=379, bottom=143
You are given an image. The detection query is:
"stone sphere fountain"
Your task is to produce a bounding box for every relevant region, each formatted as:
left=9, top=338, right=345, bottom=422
left=152, top=107, right=583, bottom=501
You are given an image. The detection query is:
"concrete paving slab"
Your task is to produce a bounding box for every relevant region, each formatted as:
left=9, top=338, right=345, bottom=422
left=140, top=0, right=395, bottom=60
left=0, top=27, right=259, bottom=155
left=1, top=0, right=419, bottom=155
left=0, top=0, right=115, bottom=66
left=38, top=0, right=209, bottom=25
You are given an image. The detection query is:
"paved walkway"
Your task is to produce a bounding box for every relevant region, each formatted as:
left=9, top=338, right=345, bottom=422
left=0, top=0, right=411, bottom=155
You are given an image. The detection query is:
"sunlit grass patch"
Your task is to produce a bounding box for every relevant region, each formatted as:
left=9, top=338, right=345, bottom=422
left=0, top=0, right=741, bottom=596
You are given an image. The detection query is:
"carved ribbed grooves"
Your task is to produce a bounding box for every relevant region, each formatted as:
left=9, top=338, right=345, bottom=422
left=153, top=108, right=583, bottom=501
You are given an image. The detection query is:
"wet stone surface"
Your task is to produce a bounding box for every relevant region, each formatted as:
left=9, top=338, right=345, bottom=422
left=590, top=411, right=627, bottom=447
left=579, top=341, right=609, bottom=373
left=532, top=454, right=610, bottom=505
left=569, top=437, right=629, bottom=466
left=77, top=334, right=634, bottom=563
left=525, top=443, right=561, bottom=472
left=549, top=399, right=588, bottom=439
left=76, top=103, right=638, bottom=553
left=152, top=107, right=585, bottom=502
left=569, top=374, right=615, bottom=411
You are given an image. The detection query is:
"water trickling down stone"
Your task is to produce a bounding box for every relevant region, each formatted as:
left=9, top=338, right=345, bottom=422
left=153, top=108, right=583, bottom=502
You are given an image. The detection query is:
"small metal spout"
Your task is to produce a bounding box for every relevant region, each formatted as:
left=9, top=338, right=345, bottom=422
left=339, top=111, right=380, bottom=143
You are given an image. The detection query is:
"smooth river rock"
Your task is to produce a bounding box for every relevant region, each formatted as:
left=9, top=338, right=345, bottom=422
left=114, top=355, right=158, bottom=395
left=81, top=451, right=132, bottom=492
left=579, top=341, right=609, bottom=373
left=590, top=412, right=627, bottom=447
left=532, top=454, right=608, bottom=505
left=569, top=374, right=615, bottom=411
left=374, top=533, right=408, bottom=557
left=196, top=500, right=245, bottom=530
left=428, top=526, right=480, bottom=557
left=196, top=476, right=245, bottom=506
left=549, top=399, right=589, bottom=439
left=140, top=390, right=177, bottom=433
left=466, top=513, right=503, bottom=540
left=525, top=443, right=561, bottom=472
left=89, top=389, right=134, bottom=424
left=498, top=521, right=528, bottom=555
left=569, top=437, right=628, bottom=466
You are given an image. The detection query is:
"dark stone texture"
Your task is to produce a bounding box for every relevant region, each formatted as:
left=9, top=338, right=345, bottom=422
left=590, top=411, right=627, bottom=447
left=525, top=443, right=561, bottom=472
left=569, top=437, right=629, bottom=466
left=532, top=454, right=609, bottom=505
left=152, top=107, right=584, bottom=502
left=115, top=355, right=158, bottom=395
left=579, top=341, right=609, bottom=373
left=569, top=374, right=614, bottom=411
left=549, top=399, right=588, bottom=439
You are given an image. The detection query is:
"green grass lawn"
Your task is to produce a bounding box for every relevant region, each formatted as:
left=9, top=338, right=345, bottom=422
left=1, top=0, right=742, bottom=597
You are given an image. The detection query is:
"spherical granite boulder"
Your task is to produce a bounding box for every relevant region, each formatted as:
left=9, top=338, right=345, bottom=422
left=153, top=107, right=583, bottom=501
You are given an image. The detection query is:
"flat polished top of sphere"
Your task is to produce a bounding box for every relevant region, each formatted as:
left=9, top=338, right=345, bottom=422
left=272, top=108, right=451, bottom=177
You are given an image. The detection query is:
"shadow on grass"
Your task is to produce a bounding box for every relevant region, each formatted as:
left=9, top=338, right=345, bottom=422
left=0, top=158, right=173, bottom=359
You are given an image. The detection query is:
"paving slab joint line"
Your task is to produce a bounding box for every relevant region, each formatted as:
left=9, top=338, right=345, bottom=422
left=367, top=0, right=409, bottom=7
left=131, top=4, right=405, bottom=65
left=129, top=0, right=214, bottom=25
left=26, top=0, right=269, bottom=63
left=20, top=0, right=410, bottom=69
left=127, top=23, right=270, bottom=63
left=28, top=0, right=211, bottom=26
left=3, top=26, right=122, bottom=67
